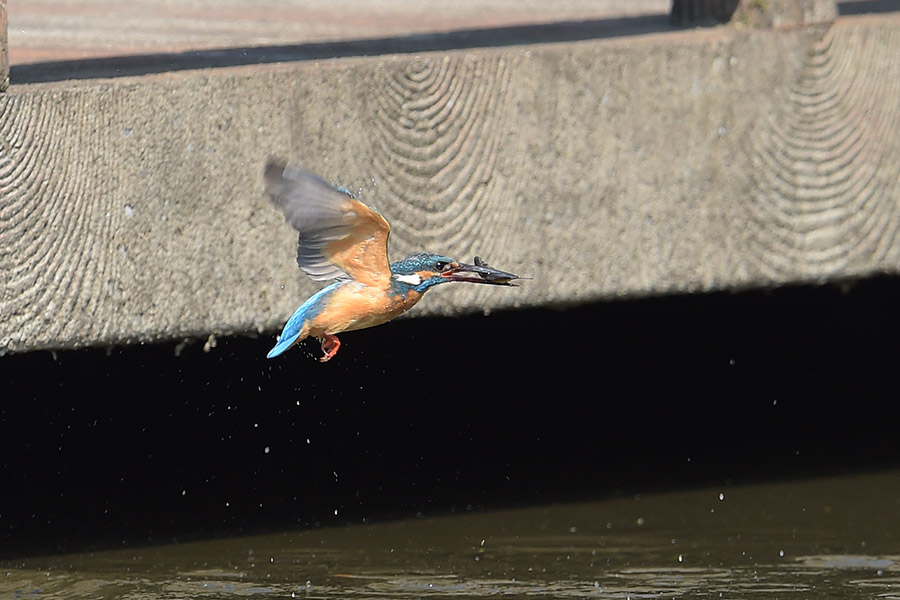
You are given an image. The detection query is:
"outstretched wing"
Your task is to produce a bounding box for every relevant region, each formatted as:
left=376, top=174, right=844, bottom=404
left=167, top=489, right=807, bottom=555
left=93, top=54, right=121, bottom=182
left=264, top=159, right=392, bottom=286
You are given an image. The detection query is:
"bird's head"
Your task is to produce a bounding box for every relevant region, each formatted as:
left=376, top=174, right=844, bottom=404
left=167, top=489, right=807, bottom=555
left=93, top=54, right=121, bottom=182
left=390, top=252, right=519, bottom=293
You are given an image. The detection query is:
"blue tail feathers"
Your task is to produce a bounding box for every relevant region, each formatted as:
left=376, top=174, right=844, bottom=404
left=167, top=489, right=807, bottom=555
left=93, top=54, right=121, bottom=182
left=267, top=304, right=310, bottom=358
left=267, top=282, right=342, bottom=358
left=267, top=331, right=301, bottom=358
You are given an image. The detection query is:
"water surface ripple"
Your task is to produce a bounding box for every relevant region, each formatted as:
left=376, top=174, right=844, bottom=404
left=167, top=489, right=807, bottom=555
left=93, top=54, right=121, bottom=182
left=3, top=471, right=898, bottom=599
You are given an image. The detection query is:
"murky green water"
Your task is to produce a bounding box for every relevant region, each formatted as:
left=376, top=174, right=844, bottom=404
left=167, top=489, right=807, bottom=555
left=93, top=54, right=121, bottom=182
left=3, top=471, right=898, bottom=599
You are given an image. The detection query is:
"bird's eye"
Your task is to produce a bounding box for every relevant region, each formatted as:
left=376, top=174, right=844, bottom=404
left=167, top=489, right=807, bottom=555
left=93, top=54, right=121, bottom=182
left=435, top=261, right=448, bottom=271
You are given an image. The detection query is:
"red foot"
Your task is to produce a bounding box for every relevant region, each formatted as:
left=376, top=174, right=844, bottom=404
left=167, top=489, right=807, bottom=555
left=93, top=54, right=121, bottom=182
left=318, top=334, right=341, bottom=362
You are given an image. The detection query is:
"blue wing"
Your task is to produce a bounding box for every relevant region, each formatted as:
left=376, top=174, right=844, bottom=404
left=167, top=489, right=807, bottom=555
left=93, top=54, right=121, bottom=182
left=267, top=282, right=341, bottom=358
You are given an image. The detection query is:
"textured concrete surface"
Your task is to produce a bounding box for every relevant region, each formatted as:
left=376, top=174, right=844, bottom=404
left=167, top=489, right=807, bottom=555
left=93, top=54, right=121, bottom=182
left=2, top=9, right=900, bottom=354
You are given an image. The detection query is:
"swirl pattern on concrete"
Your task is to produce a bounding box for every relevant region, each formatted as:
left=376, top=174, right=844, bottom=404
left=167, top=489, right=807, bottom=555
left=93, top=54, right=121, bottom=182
left=747, top=25, right=900, bottom=279
left=368, top=54, right=513, bottom=259
left=0, top=91, right=117, bottom=352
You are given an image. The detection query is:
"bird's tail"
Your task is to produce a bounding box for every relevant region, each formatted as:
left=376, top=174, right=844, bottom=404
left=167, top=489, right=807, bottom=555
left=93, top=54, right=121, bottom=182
left=267, top=333, right=301, bottom=358
left=267, top=282, right=340, bottom=358
left=266, top=310, right=311, bottom=358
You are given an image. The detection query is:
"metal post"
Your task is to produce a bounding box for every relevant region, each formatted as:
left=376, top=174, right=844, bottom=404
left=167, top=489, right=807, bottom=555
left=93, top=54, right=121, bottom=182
left=671, top=0, right=836, bottom=27
left=1, top=0, right=8, bottom=91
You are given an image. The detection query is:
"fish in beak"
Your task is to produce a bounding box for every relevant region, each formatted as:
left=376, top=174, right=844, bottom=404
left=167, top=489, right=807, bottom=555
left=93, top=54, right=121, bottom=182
left=441, top=256, right=520, bottom=286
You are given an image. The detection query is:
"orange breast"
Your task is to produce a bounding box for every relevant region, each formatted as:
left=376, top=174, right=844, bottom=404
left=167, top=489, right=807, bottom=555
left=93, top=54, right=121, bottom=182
left=307, top=282, right=423, bottom=337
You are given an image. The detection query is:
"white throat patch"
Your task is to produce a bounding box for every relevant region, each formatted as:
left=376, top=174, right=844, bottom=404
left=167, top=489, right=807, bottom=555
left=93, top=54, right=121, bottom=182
left=394, top=273, right=422, bottom=286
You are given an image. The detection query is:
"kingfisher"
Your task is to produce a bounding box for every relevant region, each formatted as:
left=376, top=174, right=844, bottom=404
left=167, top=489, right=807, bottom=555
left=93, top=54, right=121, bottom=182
left=264, top=159, right=519, bottom=362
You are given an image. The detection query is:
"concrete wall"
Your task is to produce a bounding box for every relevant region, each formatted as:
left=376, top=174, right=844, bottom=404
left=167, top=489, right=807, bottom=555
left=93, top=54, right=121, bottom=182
left=2, top=12, right=900, bottom=354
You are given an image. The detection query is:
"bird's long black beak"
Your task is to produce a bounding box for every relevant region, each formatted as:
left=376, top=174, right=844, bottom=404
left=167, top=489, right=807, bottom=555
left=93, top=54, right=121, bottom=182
left=441, top=256, right=520, bottom=286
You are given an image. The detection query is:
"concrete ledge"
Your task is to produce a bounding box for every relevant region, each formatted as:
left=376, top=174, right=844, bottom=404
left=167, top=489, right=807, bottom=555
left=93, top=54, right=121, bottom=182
left=2, top=16, right=900, bottom=354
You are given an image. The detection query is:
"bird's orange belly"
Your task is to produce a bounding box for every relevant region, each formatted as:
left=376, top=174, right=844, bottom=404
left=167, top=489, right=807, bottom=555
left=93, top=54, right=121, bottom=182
left=307, top=283, right=423, bottom=337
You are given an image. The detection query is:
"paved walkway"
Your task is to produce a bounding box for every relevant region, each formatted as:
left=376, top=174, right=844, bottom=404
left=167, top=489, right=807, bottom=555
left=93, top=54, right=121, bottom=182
left=7, top=0, right=668, bottom=65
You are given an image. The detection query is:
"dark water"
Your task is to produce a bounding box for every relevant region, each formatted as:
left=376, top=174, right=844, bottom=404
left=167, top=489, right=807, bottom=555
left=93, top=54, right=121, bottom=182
left=2, top=278, right=900, bottom=597
left=3, top=471, right=899, bottom=598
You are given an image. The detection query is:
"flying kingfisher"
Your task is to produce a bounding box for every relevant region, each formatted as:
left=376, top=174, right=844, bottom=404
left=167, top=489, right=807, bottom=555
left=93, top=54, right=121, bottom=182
left=264, top=159, right=519, bottom=362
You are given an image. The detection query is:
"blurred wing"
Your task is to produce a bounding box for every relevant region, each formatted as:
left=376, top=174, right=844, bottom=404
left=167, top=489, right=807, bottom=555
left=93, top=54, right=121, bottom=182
left=264, top=159, right=392, bottom=286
